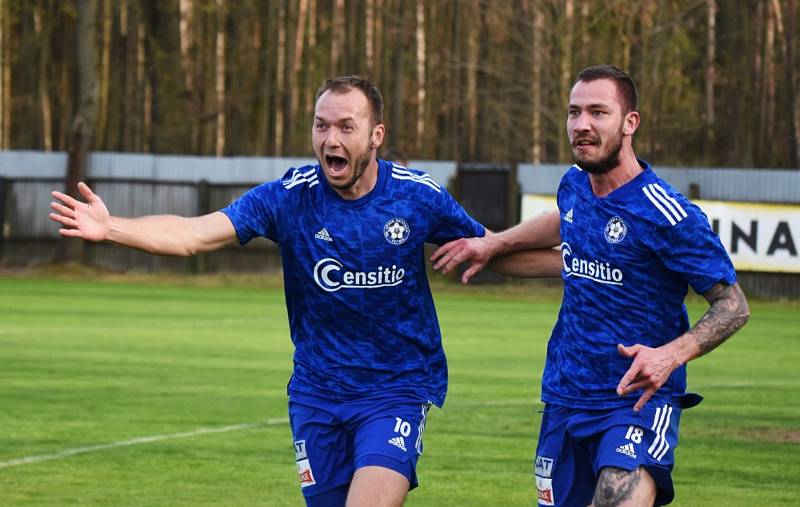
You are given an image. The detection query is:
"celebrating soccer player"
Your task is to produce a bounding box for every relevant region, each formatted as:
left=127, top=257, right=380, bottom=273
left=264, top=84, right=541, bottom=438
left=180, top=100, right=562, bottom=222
left=50, top=76, right=493, bottom=507
left=431, top=65, right=750, bottom=506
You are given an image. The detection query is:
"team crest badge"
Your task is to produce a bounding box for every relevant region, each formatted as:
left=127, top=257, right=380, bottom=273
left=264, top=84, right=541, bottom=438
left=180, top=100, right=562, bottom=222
left=384, top=218, right=410, bottom=245
left=604, top=216, right=627, bottom=243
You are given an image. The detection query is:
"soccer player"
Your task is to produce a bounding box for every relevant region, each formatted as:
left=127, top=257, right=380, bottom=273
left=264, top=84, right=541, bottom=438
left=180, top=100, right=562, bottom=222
left=431, top=65, right=750, bottom=506
left=50, top=76, right=491, bottom=507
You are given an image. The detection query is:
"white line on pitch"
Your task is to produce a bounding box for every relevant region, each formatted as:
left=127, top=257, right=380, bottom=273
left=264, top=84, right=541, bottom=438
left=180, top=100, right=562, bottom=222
left=0, top=417, right=288, bottom=470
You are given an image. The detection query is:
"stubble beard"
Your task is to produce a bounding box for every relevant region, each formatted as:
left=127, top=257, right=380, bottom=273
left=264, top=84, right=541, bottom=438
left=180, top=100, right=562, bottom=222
left=323, top=140, right=374, bottom=191
left=575, top=127, right=624, bottom=175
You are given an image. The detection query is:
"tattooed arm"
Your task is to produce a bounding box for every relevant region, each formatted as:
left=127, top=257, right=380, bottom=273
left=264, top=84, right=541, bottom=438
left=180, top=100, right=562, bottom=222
left=615, top=282, right=751, bottom=411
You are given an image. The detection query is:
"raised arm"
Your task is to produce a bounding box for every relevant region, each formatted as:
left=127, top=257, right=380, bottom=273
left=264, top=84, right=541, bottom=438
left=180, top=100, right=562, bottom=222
left=50, top=181, right=237, bottom=256
left=616, top=281, right=750, bottom=411
left=431, top=210, right=562, bottom=283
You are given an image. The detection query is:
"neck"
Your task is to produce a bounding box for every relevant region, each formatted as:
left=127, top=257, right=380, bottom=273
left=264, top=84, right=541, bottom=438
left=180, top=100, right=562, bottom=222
left=588, top=149, right=642, bottom=197
left=334, top=156, right=380, bottom=200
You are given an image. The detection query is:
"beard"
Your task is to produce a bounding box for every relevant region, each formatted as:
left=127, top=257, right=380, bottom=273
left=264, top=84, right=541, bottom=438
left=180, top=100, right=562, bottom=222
left=323, top=139, right=373, bottom=191
left=574, top=128, right=624, bottom=175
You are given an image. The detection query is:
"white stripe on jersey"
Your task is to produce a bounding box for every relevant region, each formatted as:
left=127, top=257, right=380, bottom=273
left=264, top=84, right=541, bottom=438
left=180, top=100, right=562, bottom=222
left=283, top=168, right=319, bottom=189
left=391, top=167, right=442, bottom=193
left=653, top=183, right=688, bottom=219
left=648, top=404, right=673, bottom=461
left=642, top=184, right=682, bottom=225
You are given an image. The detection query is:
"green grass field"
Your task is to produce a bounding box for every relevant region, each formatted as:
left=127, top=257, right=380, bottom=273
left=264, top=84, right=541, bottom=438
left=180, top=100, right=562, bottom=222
left=1, top=274, right=798, bottom=506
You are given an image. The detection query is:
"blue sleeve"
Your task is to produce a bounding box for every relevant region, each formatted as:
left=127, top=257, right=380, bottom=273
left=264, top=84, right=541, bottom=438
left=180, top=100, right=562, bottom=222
left=652, top=202, right=737, bottom=295
left=220, top=181, right=282, bottom=244
left=427, top=187, right=486, bottom=245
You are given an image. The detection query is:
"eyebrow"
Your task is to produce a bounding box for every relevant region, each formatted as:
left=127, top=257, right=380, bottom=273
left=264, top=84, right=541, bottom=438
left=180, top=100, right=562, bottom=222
left=314, top=114, right=356, bottom=123
left=568, top=102, right=613, bottom=110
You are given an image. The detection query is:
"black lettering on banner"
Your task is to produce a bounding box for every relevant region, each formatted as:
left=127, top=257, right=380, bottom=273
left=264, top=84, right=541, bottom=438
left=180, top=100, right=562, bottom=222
left=767, top=222, right=798, bottom=256
left=731, top=220, right=758, bottom=254
left=711, top=218, right=720, bottom=236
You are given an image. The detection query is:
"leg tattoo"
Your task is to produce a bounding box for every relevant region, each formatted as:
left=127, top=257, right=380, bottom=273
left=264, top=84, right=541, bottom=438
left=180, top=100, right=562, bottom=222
left=592, top=467, right=642, bottom=507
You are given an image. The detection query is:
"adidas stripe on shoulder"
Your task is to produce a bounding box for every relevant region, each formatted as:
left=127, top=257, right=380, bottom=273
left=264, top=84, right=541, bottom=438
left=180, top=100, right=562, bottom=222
left=283, top=167, right=319, bottom=189
left=641, top=183, right=688, bottom=226
left=390, top=165, right=441, bottom=193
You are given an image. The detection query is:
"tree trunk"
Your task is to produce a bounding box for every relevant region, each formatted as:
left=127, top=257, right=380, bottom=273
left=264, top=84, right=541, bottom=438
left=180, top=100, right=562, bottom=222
left=330, top=0, right=344, bottom=75
left=285, top=0, right=307, bottom=155
left=531, top=0, right=543, bottom=164
left=60, top=0, right=98, bottom=263
left=759, top=0, right=775, bottom=164
left=415, top=0, right=426, bottom=151
left=365, top=0, right=374, bottom=74
left=274, top=0, right=286, bottom=155
left=558, top=0, right=574, bottom=163
left=0, top=0, right=10, bottom=150
left=215, top=0, right=225, bottom=157
left=785, top=0, right=800, bottom=167
left=34, top=4, right=53, bottom=151
left=705, top=0, right=717, bottom=160
left=95, top=0, right=111, bottom=149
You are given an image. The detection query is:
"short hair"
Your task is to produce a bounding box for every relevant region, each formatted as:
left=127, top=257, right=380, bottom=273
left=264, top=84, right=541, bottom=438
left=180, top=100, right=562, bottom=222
left=574, top=65, right=639, bottom=113
left=315, top=76, right=384, bottom=128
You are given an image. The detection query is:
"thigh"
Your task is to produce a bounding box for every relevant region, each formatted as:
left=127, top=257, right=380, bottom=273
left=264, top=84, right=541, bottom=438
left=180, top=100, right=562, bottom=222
left=591, top=466, right=656, bottom=507
left=534, top=406, right=596, bottom=507
left=593, top=402, right=682, bottom=506
left=351, top=398, right=432, bottom=490
left=346, top=466, right=410, bottom=507
left=289, top=395, right=354, bottom=500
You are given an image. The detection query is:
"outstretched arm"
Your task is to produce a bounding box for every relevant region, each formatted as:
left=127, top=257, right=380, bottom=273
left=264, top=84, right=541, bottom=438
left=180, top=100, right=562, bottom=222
left=487, top=248, right=563, bottom=278
left=431, top=210, right=561, bottom=283
left=616, top=281, right=750, bottom=411
left=50, top=181, right=237, bottom=256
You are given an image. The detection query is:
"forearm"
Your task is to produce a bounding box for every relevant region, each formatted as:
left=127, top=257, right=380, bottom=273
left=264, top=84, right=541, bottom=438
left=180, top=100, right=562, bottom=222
left=662, top=282, right=751, bottom=366
left=107, top=212, right=235, bottom=256
left=484, top=211, right=561, bottom=258
left=487, top=247, right=563, bottom=278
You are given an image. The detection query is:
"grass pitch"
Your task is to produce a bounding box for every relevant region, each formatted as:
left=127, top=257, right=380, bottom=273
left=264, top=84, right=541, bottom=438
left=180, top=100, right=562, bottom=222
left=0, top=274, right=798, bottom=506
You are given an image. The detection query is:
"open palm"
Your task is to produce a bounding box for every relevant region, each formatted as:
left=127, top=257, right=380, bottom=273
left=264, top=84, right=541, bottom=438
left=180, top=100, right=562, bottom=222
left=49, top=182, right=111, bottom=242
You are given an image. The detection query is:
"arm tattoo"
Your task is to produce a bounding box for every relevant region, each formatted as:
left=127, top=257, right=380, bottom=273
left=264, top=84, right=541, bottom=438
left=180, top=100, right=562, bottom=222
left=593, top=467, right=641, bottom=506
left=691, top=282, right=750, bottom=355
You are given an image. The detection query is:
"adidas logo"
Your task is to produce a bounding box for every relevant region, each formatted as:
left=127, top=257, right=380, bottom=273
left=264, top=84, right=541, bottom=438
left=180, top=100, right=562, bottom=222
left=388, top=436, right=407, bottom=452
left=616, top=443, right=637, bottom=459
left=564, top=208, right=574, bottom=223
left=314, top=228, right=332, bottom=242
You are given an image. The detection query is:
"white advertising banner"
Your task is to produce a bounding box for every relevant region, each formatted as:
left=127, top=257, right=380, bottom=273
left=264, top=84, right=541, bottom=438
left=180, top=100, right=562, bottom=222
left=521, top=194, right=800, bottom=273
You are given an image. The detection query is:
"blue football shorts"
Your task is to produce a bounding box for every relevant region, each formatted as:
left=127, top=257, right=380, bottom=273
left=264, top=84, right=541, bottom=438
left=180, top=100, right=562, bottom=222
left=534, top=401, right=685, bottom=507
left=288, top=389, right=432, bottom=505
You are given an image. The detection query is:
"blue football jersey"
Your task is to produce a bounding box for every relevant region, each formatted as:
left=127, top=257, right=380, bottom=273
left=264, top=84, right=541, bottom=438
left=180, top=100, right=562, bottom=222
left=221, top=159, right=485, bottom=407
left=543, top=160, right=737, bottom=409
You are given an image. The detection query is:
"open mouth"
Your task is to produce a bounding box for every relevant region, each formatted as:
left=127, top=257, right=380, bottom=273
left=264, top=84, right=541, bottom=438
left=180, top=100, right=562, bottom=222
left=325, top=155, right=349, bottom=175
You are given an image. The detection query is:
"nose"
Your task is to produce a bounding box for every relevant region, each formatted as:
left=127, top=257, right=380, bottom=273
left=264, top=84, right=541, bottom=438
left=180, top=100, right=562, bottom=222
left=323, top=127, right=341, bottom=148
left=570, top=111, right=591, bottom=132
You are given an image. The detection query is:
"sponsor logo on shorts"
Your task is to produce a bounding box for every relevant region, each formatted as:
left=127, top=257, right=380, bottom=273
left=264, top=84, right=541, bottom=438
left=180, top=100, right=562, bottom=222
left=294, top=440, right=308, bottom=460
left=294, top=440, right=316, bottom=487
left=297, top=459, right=316, bottom=488
left=388, top=436, right=407, bottom=452
left=535, top=455, right=553, bottom=478
left=616, top=442, right=637, bottom=459
left=536, top=476, right=555, bottom=506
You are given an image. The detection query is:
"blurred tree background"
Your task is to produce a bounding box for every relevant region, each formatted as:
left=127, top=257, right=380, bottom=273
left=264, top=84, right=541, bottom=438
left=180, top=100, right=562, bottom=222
left=1, top=0, right=798, bottom=168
